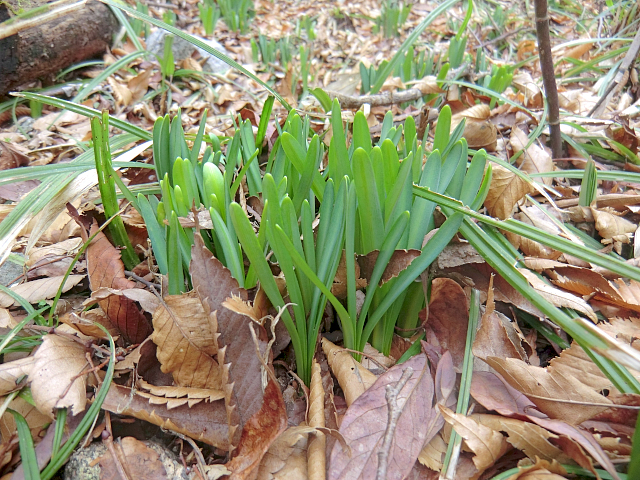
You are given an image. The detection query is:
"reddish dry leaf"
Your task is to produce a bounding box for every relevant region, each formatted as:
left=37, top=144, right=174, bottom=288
left=470, top=371, right=540, bottom=418
left=528, top=417, right=620, bottom=480
left=85, top=222, right=151, bottom=343
left=328, top=354, right=433, bottom=480
left=504, top=458, right=567, bottom=480
left=356, top=249, right=421, bottom=285
left=99, top=437, right=168, bottom=480
left=190, top=233, right=287, bottom=475
left=151, top=292, right=222, bottom=389
left=422, top=278, right=469, bottom=368
left=102, top=384, right=229, bottom=449
left=31, top=334, right=88, bottom=418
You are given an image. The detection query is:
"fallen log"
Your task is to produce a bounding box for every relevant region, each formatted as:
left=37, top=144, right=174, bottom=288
left=0, top=0, right=118, bottom=97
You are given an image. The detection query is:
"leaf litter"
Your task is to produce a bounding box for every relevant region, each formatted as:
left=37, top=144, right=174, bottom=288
left=1, top=0, right=640, bottom=478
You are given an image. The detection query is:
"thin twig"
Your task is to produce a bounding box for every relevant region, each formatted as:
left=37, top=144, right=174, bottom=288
left=325, top=85, right=434, bottom=109
left=375, top=367, right=414, bottom=480
left=587, top=27, right=640, bottom=118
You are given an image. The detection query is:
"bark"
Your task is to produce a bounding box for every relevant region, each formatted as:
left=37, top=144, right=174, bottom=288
left=0, top=0, right=118, bottom=96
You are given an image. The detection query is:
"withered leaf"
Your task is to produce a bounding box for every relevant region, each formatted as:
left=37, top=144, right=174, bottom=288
left=103, top=384, right=229, bottom=449
left=85, top=222, right=151, bottom=343
left=356, top=249, right=421, bottom=285
left=151, top=291, right=222, bottom=389
left=99, top=437, right=168, bottom=480
left=190, top=233, right=286, bottom=473
left=484, top=164, right=535, bottom=220
left=328, top=354, right=433, bottom=480
left=31, top=334, right=88, bottom=418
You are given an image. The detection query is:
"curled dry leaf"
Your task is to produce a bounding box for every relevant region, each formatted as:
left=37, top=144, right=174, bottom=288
left=591, top=207, right=637, bottom=240
left=151, top=291, right=222, bottom=389
left=257, top=426, right=310, bottom=480
left=470, top=371, right=540, bottom=418
left=0, top=396, right=50, bottom=442
left=329, top=354, right=433, bottom=480
left=321, top=337, right=377, bottom=406
left=30, top=334, right=88, bottom=418
left=190, top=233, right=287, bottom=476
left=0, top=141, right=30, bottom=170
left=308, top=360, right=326, bottom=480
left=103, top=384, right=229, bottom=449
left=355, top=249, right=420, bottom=286
left=511, top=126, right=553, bottom=186
left=0, top=274, right=84, bottom=308
left=439, top=406, right=509, bottom=473
left=483, top=164, right=535, bottom=220
left=512, top=73, right=543, bottom=109
left=472, top=277, right=528, bottom=362
left=504, top=458, right=567, bottom=480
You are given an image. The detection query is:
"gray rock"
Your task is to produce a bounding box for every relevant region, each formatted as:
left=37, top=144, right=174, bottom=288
left=0, top=254, right=24, bottom=287
left=146, top=28, right=230, bottom=74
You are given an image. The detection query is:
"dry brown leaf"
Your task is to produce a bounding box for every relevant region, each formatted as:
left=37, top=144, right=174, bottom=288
left=329, top=354, right=434, bottom=480
left=485, top=356, right=611, bottom=425
left=0, top=141, right=30, bottom=170
left=519, top=268, right=597, bottom=322
left=30, top=334, right=88, bottom=418
left=127, top=69, right=153, bottom=104
left=473, top=277, right=527, bottom=362
left=0, top=275, right=84, bottom=308
left=472, top=414, right=569, bottom=463
left=0, top=356, right=33, bottom=396
left=257, top=426, right=309, bottom=480
left=511, top=126, right=553, bottom=186
left=422, top=278, right=469, bottom=368
left=484, top=164, right=535, bottom=220
left=99, top=436, right=168, bottom=480
left=85, top=222, right=151, bottom=343
left=470, top=371, right=544, bottom=418
left=190, top=233, right=287, bottom=476
left=439, top=406, right=509, bottom=473
left=591, top=207, right=636, bottom=240
left=59, top=308, right=119, bottom=339
left=512, top=72, right=543, bottom=109
left=355, top=249, right=420, bottom=286
left=137, top=379, right=225, bottom=407
left=0, top=396, right=50, bottom=441
left=418, top=433, right=448, bottom=471
left=308, top=360, right=325, bottom=480
left=504, top=458, right=568, bottom=480
left=321, top=337, right=377, bottom=406
left=151, top=291, right=221, bottom=389
left=103, top=384, right=229, bottom=448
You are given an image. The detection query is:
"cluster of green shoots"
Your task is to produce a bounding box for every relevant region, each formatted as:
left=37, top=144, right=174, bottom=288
left=131, top=96, right=490, bottom=384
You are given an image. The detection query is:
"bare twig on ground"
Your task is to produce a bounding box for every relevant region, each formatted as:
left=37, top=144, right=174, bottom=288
left=588, top=27, right=640, bottom=118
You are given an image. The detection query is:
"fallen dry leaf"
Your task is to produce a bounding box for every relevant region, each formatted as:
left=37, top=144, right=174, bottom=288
left=484, top=164, right=535, bottom=220
left=439, top=405, right=510, bottom=473
left=98, top=437, right=169, bottom=480
left=30, top=334, right=89, bottom=418
left=0, top=275, right=84, bottom=308
left=329, top=354, right=433, bottom=480
left=152, top=291, right=222, bottom=389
